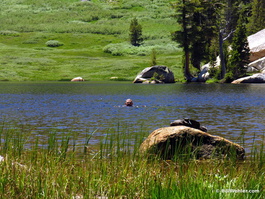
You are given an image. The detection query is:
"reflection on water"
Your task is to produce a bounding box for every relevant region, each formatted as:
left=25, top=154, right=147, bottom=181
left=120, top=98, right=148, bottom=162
left=0, top=81, right=265, bottom=153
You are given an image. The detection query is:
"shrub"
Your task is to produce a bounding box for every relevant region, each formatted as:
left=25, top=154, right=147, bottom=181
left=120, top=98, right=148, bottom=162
left=0, top=30, right=20, bottom=36
left=223, top=71, right=234, bottom=83
left=45, top=40, right=64, bottom=47
left=103, top=42, right=180, bottom=56
left=208, top=66, right=221, bottom=79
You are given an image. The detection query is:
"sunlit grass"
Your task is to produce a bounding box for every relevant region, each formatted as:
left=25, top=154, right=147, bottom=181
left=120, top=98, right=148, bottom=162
left=0, top=125, right=264, bottom=198
left=0, top=32, right=183, bottom=81
left=0, top=0, right=183, bottom=81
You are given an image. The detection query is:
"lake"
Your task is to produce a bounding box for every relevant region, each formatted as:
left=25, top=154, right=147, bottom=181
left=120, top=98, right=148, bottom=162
left=0, top=81, right=264, bottom=154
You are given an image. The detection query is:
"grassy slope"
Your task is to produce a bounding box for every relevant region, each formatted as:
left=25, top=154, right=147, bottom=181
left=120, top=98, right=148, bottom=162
left=0, top=0, right=183, bottom=81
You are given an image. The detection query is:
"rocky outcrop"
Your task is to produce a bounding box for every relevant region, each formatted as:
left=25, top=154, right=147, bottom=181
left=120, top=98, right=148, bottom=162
left=231, top=72, right=265, bottom=84
left=247, top=57, right=265, bottom=73
left=248, top=29, right=265, bottom=62
left=198, top=29, right=265, bottom=82
left=133, top=65, right=175, bottom=84
left=197, top=63, right=211, bottom=82
left=71, top=77, right=84, bottom=82
left=140, top=126, right=245, bottom=160
left=197, top=57, right=221, bottom=82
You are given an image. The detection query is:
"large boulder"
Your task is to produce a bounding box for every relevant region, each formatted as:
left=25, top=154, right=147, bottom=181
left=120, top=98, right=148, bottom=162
left=248, top=29, right=265, bottom=62
left=133, top=65, right=175, bottom=84
left=140, top=126, right=245, bottom=160
left=231, top=72, right=265, bottom=84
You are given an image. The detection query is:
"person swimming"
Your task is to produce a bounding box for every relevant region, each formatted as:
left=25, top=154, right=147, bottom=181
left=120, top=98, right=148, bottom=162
left=113, top=98, right=145, bottom=107
left=125, top=99, right=133, bottom=106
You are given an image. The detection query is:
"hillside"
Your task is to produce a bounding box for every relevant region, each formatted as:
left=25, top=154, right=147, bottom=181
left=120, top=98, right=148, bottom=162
left=0, top=0, right=183, bottom=81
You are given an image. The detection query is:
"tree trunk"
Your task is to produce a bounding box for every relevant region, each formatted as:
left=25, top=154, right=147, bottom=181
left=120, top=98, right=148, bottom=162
left=219, top=30, right=226, bottom=79
left=184, top=51, right=193, bottom=81
left=182, top=0, right=193, bottom=82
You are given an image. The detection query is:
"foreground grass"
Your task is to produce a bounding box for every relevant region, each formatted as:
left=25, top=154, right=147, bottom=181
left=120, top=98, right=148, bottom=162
left=0, top=0, right=184, bottom=81
left=0, top=126, right=264, bottom=198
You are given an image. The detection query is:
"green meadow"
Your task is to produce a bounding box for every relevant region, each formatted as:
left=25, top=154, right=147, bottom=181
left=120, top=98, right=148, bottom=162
left=0, top=0, right=183, bottom=81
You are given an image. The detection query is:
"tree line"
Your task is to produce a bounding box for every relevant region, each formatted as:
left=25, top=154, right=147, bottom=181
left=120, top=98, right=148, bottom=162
left=129, top=0, right=265, bottom=82
left=172, top=0, right=265, bottom=82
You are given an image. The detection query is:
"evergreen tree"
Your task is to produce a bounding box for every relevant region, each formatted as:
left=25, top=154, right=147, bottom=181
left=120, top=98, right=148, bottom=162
left=248, top=0, right=265, bottom=34
left=218, top=0, right=250, bottom=79
left=190, top=0, right=220, bottom=70
left=172, top=0, right=251, bottom=82
left=129, top=18, right=143, bottom=47
left=226, top=12, right=250, bottom=82
left=150, top=48, right=157, bottom=66
left=172, top=0, right=220, bottom=81
left=171, top=0, right=194, bottom=81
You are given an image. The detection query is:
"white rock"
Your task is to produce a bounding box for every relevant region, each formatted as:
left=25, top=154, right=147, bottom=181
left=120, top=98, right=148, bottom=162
left=248, top=29, right=265, bottom=62
left=247, top=56, right=265, bottom=72
left=232, top=73, right=265, bottom=84
left=0, top=155, right=4, bottom=162
left=71, top=77, right=84, bottom=82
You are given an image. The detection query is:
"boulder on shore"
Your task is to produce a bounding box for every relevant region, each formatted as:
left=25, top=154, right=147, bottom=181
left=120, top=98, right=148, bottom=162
left=247, top=56, right=265, bottom=73
left=133, top=65, right=175, bottom=84
left=231, top=72, right=265, bottom=84
left=140, top=126, right=245, bottom=160
left=71, top=77, right=84, bottom=82
left=248, top=29, right=265, bottom=62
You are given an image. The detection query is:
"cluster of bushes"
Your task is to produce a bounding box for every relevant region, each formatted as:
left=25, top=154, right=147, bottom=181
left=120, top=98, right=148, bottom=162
left=45, top=40, right=64, bottom=47
left=103, top=41, right=180, bottom=56
left=0, top=30, right=19, bottom=36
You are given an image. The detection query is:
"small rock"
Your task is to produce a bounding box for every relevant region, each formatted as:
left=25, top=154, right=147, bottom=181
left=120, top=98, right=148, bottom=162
left=170, top=118, right=207, bottom=132
left=71, top=77, right=84, bottom=82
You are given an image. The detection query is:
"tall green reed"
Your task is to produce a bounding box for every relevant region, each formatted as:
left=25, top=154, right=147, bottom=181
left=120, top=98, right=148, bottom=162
left=0, top=125, right=264, bottom=198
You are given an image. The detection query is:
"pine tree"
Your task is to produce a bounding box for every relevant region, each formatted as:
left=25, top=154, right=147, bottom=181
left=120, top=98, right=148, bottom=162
left=171, top=0, right=196, bottom=81
left=226, top=12, right=250, bottom=82
left=172, top=0, right=220, bottom=81
left=129, top=18, right=143, bottom=47
left=248, top=0, right=265, bottom=34
left=190, top=0, right=220, bottom=70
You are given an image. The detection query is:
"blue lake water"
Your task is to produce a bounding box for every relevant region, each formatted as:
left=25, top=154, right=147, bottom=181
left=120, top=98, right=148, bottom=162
left=0, top=81, right=264, bottom=154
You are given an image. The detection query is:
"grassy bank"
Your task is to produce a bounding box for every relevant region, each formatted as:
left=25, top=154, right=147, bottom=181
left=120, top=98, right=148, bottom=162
left=0, top=0, right=184, bottom=81
left=0, top=126, right=264, bottom=198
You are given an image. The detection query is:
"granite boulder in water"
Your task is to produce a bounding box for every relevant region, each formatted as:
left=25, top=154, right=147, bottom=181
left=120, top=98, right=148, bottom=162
left=140, top=126, right=245, bottom=160
left=232, top=72, right=265, bottom=84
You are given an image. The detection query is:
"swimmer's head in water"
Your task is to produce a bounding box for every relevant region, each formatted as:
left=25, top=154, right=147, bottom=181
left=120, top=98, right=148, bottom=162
left=125, top=99, right=133, bottom=106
